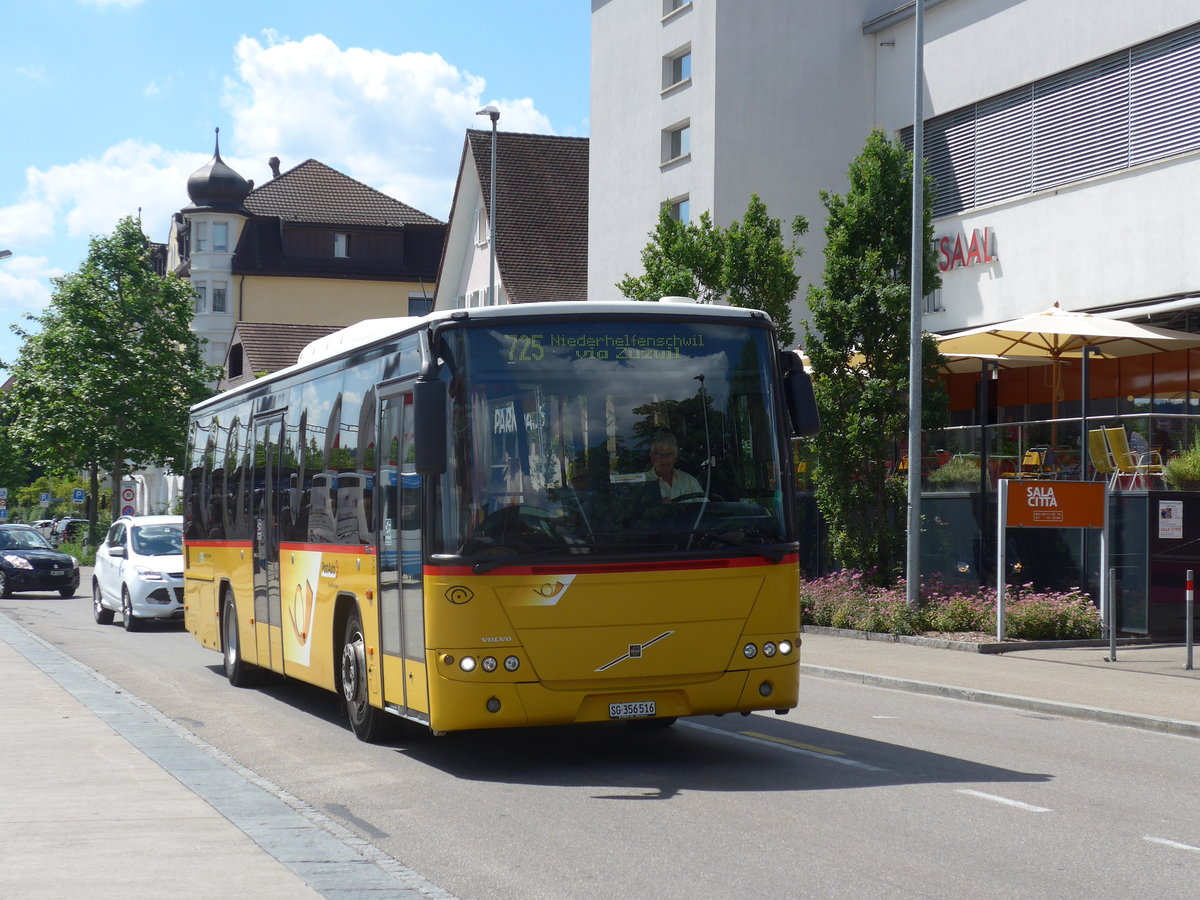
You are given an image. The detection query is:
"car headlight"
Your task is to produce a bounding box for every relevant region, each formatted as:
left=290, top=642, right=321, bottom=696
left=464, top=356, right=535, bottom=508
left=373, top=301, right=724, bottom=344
left=2, top=554, right=33, bottom=570
left=133, top=565, right=166, bottom=582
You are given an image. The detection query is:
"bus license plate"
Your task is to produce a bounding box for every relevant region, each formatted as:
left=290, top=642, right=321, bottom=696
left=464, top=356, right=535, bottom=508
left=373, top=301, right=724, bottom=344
left=609, top=701, right=655, bottom=719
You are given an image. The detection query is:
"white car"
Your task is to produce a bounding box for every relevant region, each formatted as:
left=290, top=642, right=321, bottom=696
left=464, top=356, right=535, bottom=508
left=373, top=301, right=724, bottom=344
left=92, top=515, right=184, bottom=631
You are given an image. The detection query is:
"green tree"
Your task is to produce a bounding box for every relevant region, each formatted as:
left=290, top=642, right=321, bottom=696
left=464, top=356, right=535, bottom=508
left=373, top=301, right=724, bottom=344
left=618, top=194, right=807, bottom=347
left=803, top=129, right=948, bottom=583
left=4, top=216, right=220, bottom=541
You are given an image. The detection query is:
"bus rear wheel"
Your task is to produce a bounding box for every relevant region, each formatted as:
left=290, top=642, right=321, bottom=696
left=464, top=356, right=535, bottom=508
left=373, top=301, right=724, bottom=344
left=341, top=609, right=390, bottom=743
left=222, top=592, right=261, bottom=687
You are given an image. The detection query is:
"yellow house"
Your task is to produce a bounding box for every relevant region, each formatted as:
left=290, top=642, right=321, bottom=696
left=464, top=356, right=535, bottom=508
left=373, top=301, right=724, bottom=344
left=165, top=131, right=446, bottom=369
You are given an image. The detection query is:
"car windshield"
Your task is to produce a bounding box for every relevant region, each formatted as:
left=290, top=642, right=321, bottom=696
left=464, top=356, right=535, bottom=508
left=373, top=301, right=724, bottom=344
left=131, top=525, right=183, bottom=556
left=0, top=529, right=55, bottom=551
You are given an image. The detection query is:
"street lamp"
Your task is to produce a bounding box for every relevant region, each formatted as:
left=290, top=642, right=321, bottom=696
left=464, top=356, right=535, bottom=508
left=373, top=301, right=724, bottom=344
left=476, top=105, right=500, bottom=306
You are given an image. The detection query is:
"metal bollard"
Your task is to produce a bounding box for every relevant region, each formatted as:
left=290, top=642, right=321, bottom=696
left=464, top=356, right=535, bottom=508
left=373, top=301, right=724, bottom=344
left=1187, top=569, right=1194, bottom=672
left=1106, top=567, right=1117, bottom=663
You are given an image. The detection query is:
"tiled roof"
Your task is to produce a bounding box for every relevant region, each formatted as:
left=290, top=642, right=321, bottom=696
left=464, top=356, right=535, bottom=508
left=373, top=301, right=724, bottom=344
left=220, top=322, right=341, bottom=390
left=244, top=159, right=443, bottom=227
left=467, top=131, right=588, bottom=304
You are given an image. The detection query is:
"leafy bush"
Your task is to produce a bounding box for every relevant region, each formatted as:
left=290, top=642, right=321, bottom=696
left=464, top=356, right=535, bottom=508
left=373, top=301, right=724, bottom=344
left=800, top=571, right=1101, bottom=640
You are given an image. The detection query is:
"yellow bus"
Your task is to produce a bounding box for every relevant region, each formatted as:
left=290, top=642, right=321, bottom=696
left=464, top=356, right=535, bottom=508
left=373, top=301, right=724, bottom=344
left=183, top=300, right=819, bottom=739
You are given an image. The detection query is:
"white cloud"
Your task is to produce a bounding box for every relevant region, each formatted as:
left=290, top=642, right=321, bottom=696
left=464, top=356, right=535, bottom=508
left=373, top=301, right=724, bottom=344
left=19, top=140, right=205, bottom=241
left=16, top=65, right=48, bottom=82
left=0, top=255, right=60, bottom=322
left=224, top=33, right=554, bottom=218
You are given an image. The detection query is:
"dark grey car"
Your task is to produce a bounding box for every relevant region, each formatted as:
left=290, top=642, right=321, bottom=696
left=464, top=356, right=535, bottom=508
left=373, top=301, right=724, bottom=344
left=0, top=524, right=81, bottom=598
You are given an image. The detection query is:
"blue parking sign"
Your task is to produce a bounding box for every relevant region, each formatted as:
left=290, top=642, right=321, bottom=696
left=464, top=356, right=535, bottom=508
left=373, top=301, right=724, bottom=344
left=73, top=488, right=86, bottom=504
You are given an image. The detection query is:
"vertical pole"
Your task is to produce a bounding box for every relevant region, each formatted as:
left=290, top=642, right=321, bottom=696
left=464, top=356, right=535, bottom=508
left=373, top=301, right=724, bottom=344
left=996, top=479, right=1007, bottom=642
left=1108, top=567, right=1117, bottom=662
left=1186, top=569, right=1194, bottom=671
left=905, top=0, right=926, bottom=608
left=488, top=116, right=498, bottom=306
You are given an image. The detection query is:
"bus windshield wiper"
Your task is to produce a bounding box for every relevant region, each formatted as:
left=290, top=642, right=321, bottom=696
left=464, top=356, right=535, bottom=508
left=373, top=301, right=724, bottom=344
left=469, top=543, right=600, bottom=574
left=686, top=530, right=790, bottom=564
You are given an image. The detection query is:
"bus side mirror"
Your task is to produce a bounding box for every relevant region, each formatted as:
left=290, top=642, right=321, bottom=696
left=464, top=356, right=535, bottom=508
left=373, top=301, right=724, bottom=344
left=413, top=379, right=447, bottom=475
left=781, top=351, right=820, bottom=438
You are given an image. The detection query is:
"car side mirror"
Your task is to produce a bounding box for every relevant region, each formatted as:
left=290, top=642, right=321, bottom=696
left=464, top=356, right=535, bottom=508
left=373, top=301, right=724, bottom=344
left=109, top=546, right=126, bottom=558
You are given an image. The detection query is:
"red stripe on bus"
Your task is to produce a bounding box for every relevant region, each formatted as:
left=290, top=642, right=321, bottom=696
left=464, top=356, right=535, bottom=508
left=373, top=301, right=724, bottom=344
left=425, top=553, right=797, bottom=577
left=185, top=539, right=253, bottom=549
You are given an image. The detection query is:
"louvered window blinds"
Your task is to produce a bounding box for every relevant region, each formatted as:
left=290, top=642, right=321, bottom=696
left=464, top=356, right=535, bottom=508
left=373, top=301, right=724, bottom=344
left=902, top=22, right=1200, bottom=218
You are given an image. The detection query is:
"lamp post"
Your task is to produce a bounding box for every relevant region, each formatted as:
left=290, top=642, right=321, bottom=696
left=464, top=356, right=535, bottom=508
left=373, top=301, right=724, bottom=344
left=979, top=358, right=1000, bottom=585
left=476, top=105, right=500, bottom=306
left=905, top=0, right=926, bottom=607
left=1080, top=346, right=1099, bottom=481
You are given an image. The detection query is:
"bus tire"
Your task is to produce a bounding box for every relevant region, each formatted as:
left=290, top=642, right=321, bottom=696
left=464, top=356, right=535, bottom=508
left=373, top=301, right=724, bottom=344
left=222, top=591, right=261, bottom=687
left=340, top=608, right=390, bottom=743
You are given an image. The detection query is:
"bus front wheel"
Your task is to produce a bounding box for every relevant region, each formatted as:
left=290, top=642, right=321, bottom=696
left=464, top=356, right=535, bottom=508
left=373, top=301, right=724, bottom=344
left=341, top=609, right=390, bottom=743
left=222, top=592, right=261, bottom=687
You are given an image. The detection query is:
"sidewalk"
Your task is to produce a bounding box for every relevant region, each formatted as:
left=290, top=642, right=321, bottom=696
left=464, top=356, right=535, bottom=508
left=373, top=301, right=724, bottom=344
left=800, top=628, right=1200, bottom=738
left=0, top=613, right=452, bottom=900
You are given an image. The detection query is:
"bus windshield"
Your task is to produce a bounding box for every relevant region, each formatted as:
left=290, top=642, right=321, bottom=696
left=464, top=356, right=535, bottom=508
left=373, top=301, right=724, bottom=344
left=436, top=318, right=790, bottom=564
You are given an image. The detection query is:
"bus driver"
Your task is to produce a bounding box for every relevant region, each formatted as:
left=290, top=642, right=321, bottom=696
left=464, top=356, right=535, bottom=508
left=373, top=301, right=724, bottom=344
left=647, top=431, right=703, bottom=502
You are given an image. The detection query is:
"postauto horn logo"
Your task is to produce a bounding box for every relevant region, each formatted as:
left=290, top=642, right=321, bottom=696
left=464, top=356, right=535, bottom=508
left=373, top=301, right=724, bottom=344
left=445, top=585, right=474, bottom=605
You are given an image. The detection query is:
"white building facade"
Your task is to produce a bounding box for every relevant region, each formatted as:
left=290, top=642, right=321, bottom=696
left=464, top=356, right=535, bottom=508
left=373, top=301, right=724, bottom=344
left=590, top=0, right=1200, bottom=335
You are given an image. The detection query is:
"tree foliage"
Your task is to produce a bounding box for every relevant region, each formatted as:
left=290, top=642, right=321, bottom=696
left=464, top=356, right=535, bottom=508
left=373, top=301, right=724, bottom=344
left=618, top=194, right=807, bottom=347
left=802, top=129, right=949, bottom=583
left=4, top=216, right=220, bottom=538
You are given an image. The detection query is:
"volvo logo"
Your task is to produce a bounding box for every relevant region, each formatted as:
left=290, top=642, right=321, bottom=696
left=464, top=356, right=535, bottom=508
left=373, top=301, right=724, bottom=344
left=595, top=631, right=674, bottom=672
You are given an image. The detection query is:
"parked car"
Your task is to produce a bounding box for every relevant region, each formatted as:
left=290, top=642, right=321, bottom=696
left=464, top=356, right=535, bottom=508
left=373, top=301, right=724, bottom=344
left=51, top=517, right=90, bottom=547
left=32, top=519, right=54, bottom=539
left=0, top=524, right=81, bottom=598
left=92, top=515, right=184, bottom=631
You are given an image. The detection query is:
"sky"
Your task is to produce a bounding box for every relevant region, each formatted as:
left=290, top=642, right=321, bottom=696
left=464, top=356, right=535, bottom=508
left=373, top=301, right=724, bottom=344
left=0, top=0, right=591, bottom=367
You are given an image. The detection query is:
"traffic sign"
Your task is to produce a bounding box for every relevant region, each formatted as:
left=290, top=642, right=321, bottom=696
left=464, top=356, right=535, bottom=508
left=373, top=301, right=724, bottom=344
left=72, top=488, right=86, bottom=504
left=121, top=505, right=136, bottom=516
left=0, top=488, right=7, bottom=500
left=121, top=487, right=136, bottom=503
left=40, top=492, right=50, bottom=508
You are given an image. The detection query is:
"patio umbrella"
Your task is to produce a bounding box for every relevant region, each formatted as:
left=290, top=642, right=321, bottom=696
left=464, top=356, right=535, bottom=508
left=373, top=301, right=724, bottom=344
left=935, top=302, right=1200, bottom=451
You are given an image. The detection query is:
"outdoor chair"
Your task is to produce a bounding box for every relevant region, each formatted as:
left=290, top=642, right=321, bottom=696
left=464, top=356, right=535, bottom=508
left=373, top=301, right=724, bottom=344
left=1087, top=428, right=1116, bottom=483
left=1104, top=426, right=1164, bottom=489
left=1020, top=447, right=1057, bottom=479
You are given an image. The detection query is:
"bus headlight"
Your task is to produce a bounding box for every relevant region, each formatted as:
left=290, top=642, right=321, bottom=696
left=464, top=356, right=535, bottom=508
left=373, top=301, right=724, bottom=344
left=504, top=655, right=520, bottom=672
left=743, top=643, right=758, bottom=659
left=763, top=642, right=777, bottom=658
left=459, top=656, right=477, bottom=672
left=481, top=656, right=498, bottom=673
left=779, top=640, right=793, bottom=656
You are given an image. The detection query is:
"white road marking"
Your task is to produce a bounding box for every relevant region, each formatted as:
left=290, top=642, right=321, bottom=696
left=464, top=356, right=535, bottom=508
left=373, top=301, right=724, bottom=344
left=682, top=721, right=888, bottom=771
left=956, top=789, right=1051, bottom=812
left=1144, top=835, right=1200, bottom=853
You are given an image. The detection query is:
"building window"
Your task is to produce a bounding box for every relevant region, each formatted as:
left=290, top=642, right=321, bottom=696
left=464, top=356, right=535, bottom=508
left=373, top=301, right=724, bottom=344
left=664, top=0, right=691, bottom=15
left=664, top=47, right=691, bottom=90
left=663, top=122, right=691, bottom=163
left=212, top=281, right=227, bottom=313
left=665, top=196, right=690, bottom=223
left=334, top=233, right=351, bottom=258
left=228, top=345, right=244, bottom=378
left=408, top=294, right=433, bottom=317
left=194, top=222, right=208, bottom=253
left=194, top=282, right=206, bottom=313
left=475, top=207, right=489, bottom=246
left=212, top=222, right=228, bottom=253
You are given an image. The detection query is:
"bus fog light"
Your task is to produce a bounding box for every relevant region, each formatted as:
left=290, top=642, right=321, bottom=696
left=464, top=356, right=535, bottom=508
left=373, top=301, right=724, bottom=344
left=460, top=656, right=477, bottom=672
left=763, top=642, right=777, bottom=658
left=743, top=643, right=758, bottom=659
left=486, top=697, right=501, bottom=713
left=759, top=680, right=773, bottom=697
left=482, top=656, right=498, bottom=673
left=779, top=641, right=793, bottom=656
left=504, top=655, right=520, bottom=672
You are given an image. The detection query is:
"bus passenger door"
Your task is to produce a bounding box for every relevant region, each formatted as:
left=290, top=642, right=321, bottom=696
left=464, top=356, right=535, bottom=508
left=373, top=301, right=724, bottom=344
left=252, top=415, right=284, bottom=670
left=378, top=390, right=428, bottom=717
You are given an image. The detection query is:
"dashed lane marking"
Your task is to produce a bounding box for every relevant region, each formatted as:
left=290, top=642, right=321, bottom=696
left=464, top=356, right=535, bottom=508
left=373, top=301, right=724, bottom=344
left=1144, top=836, right=1200, bottom=853
left=956, top=789, right=1051, bottom=812
left=682, top=721, right=889, bottom=772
